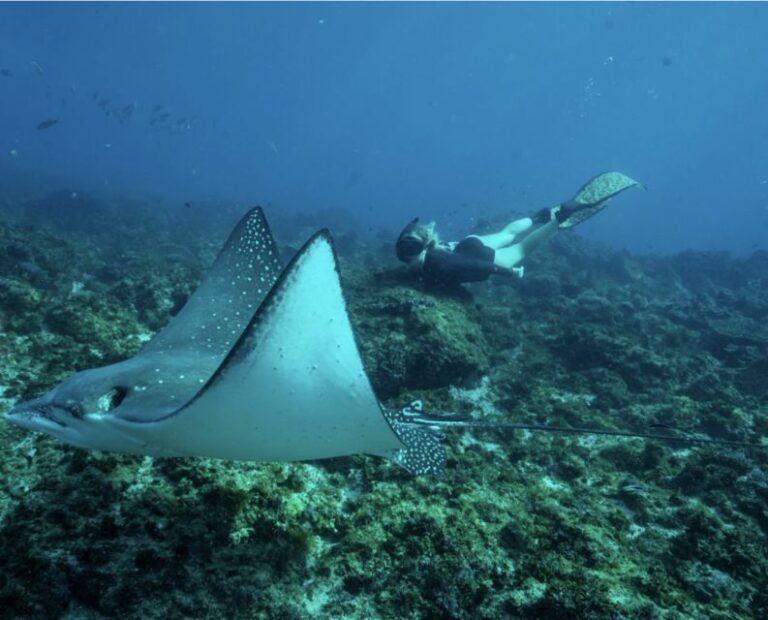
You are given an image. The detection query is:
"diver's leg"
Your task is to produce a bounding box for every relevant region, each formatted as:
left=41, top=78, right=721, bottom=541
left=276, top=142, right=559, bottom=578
left=493, top=218, right=558, bottom=269
left=470, top=217, right=533, bottom=250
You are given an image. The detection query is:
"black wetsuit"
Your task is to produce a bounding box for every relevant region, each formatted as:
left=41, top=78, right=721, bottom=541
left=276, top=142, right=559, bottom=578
left=422, top=237, right=512, bottom=286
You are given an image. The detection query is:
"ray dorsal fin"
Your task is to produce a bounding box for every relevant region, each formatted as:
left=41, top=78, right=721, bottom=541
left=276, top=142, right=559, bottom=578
left=139, top=230, right=405, bottom=461
left=141, top=207, right=282, bottom=359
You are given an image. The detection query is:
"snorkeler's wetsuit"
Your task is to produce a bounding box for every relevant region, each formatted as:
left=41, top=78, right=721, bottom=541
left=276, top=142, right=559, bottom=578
left=422, top=237, right=513, bottom=286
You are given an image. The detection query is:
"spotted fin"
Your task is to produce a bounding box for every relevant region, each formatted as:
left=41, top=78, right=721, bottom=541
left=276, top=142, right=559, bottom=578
left=558, top=171, right=645, bottom=229
left=389, top=425, right=446, bottom=475
left=141, top=207, right=282, bottom=358
left=381, top=401, right=447, bottom=475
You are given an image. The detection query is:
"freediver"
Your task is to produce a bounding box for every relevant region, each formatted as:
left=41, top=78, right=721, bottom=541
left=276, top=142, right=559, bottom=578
left=394, top=171, right=644, bottom=287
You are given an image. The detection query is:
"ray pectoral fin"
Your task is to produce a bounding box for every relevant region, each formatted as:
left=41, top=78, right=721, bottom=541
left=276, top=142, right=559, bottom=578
left=109, top=207, right=285, bottom=429
left=138, top=230, right=405, bottom=462
left=140, top=206, right=282, bottom=359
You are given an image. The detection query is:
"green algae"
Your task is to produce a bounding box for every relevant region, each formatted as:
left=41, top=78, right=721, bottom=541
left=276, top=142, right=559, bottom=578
left=344, top=268, right=490, bottom=398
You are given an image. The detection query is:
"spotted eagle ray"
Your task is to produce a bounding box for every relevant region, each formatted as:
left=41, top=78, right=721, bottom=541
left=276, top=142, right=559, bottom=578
left=5, top=208, right=446, bottom=473
left=5, top=208, right=765, bottom=474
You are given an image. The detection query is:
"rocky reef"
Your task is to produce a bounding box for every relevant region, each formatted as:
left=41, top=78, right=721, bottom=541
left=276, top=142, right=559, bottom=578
left=0, top=197, right=766, bottom=619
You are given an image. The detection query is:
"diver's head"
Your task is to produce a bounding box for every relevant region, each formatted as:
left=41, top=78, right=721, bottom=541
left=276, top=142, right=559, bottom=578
left=395, top=218, right=438, bottom=264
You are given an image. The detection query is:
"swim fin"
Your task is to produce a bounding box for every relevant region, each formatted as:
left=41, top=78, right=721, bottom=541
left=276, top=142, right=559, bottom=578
left=557, top=171, right=646, bottom=229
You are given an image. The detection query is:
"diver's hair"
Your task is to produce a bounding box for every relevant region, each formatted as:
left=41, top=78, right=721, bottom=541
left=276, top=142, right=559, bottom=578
left=395, top=218, right=439, bottom=263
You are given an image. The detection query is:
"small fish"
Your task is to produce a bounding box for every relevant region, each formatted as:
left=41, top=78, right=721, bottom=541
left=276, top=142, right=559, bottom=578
left=97, top=98, right=111, bottom=108
left=115, top=104, right=135, bottom=125
left=266, top=140, right=279, bottom=154
left=8, top=149, right=18, bottom=157
left=36, top=118, right=60, bottom=130
left=620, top=483, right=646, bottom=494
left=1, top=68, right=13, bottom=78
left=184, top=201, right=192, bottom=209
left=30, top=60, right=44, bottom=75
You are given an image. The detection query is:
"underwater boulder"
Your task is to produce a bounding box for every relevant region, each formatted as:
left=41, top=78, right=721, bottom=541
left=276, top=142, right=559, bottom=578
left=346, top=273, right=490, bottom=398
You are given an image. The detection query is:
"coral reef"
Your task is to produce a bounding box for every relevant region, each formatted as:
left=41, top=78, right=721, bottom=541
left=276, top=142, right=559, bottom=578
left=0, top=200, right=766, bottom=619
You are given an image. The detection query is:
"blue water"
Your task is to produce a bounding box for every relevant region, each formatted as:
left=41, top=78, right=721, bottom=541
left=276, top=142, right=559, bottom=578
left=1, top=2, right=767, bottom=254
